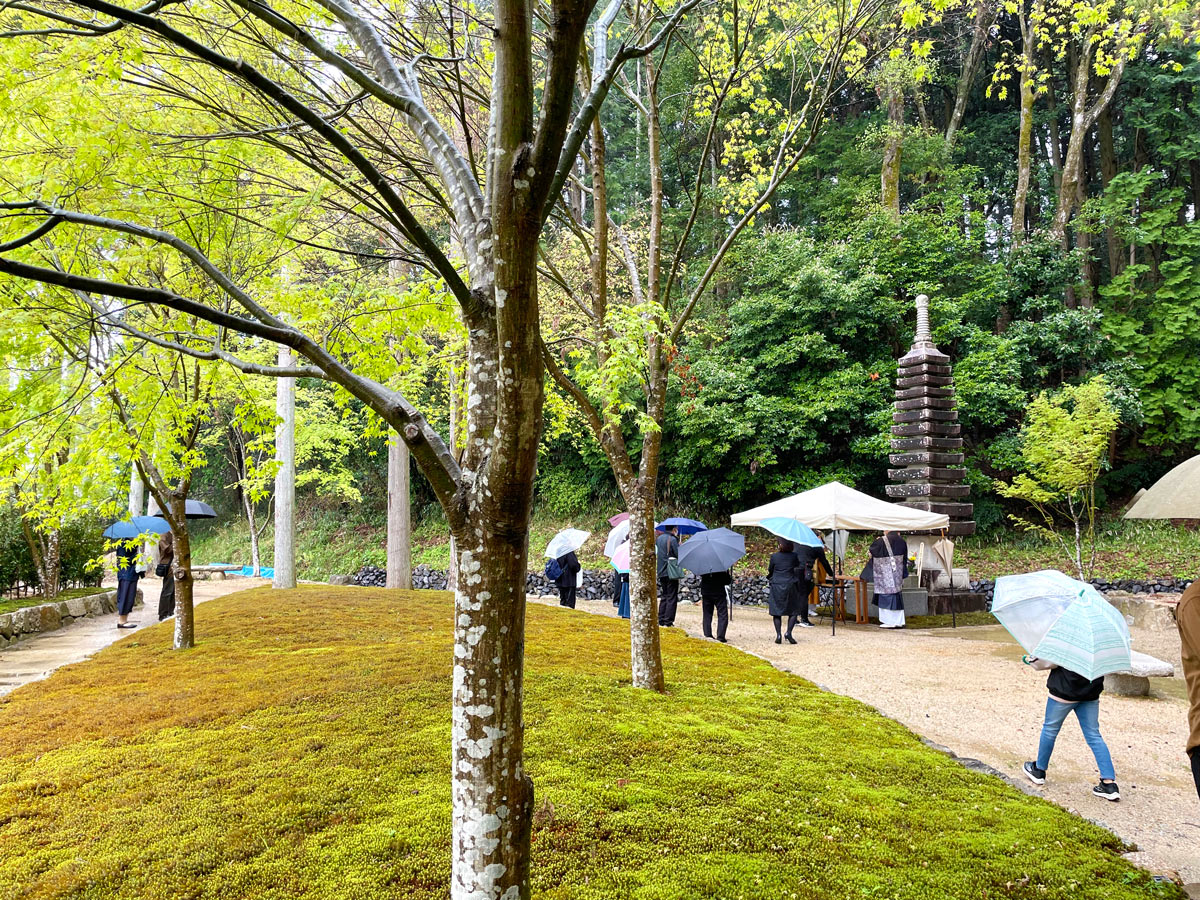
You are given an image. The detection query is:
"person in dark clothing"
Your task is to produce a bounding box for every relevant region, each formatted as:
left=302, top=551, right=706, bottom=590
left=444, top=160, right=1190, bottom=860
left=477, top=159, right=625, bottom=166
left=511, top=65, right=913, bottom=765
left=115, top=543, right=141, bottom=629
left=554, top=551, right=581, bottom=609
left=867, top=531, right=908, bottom=628
left=794, top=543, right=833, bottom=628
left=767, top=539, right=805, bottom=644
left=1022, top=659, right=1120, bottom=801
left=700, top=569, right=732, bottom=642
left=612, top=568, right=622, bottom=608
left=656, top=526, right=681, bottom=626
left=616, top=572, right=630, bottom=619
left=157, top=530, right=176, bottom=621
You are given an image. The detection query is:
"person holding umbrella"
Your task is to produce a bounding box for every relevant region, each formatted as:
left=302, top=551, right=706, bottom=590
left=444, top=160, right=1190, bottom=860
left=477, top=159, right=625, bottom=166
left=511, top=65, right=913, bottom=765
left=992, top=571, right=1130, bottom=802
left=545, top=528, right=589, bottom=610
left=114, top=541, right=142, bottom=629
left=656, top=525, right=681, bottom=627
left=767, top=538, right=804, bottom=644
left=794, top=540, right=833, bottom=629
left=156, top=530, right=175, bottom=621
left=679, top=527, right=746, bottom=643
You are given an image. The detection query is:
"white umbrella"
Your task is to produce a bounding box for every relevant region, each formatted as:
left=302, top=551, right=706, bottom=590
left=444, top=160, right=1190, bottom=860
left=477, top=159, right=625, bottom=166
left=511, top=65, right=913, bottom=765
left=992, top=570, right=1132, bottom=680
left=545, top=528, right=590, bottom=559
left=603, top=519, right=630, bottom=557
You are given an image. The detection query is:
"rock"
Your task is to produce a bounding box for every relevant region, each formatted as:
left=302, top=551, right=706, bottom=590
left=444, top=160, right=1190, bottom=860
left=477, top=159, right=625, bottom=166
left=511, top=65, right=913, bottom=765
left=37, top=605, right=62, bottom=632
left=83, top=594, right=105, bottom=616
left=65, top=597, right=87, bottom=618
left=54, top=601, right=72, bottom=618
left=0, top=613, right=11, bottom=639
left=12, top=606, right=41, bottom=634
left=329, top=574, right=353, bottom=586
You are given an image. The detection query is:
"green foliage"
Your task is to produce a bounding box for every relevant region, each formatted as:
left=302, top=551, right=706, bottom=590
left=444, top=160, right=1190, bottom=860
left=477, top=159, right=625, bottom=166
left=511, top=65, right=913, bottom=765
left=534, top=468, right=593, bottom=517
left=0, top=586, right=1179, bottom=900
left=1094, top=169, right=1200, bottom=449
left=0, top=507, right=106, bottom=597
left=996, top=377, right=1121, bottom=578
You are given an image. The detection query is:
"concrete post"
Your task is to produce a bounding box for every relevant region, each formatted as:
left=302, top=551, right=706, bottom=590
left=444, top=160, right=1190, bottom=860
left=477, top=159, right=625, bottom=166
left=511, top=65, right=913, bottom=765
left=386, top=430, right=412, bottom=589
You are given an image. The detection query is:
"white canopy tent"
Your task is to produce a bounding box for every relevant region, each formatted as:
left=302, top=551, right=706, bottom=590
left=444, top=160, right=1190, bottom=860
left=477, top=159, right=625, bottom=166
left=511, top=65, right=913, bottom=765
left=730, top=481, right=949, bottom=532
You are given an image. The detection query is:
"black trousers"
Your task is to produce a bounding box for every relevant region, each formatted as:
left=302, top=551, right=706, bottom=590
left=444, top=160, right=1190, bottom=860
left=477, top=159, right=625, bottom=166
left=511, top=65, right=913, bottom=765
left=1191, top=747, right=1200, bottom=800
left=701, top=593, right=727, bottom=640
left=557, top=585, right=577, bottom=609
left=658, top=577, right=679, bottom=626
left=158, top=574, right=176, bottom=621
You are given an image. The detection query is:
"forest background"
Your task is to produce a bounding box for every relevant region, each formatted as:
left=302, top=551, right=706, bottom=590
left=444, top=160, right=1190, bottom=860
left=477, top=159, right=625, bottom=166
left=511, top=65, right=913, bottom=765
left=3, top=0, right=1200, bottom=587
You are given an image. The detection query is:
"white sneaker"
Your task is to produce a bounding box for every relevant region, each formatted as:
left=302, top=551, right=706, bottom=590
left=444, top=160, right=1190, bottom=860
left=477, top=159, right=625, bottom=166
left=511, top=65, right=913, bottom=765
left=797, top=621, right=814, bottom=628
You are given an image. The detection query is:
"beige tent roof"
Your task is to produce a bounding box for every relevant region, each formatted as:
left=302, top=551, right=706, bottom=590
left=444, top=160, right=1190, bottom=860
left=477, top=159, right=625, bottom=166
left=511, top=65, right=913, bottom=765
left=730, top=481, right=949, bottom=532
left=1124, top=455, right=1200, bottom=519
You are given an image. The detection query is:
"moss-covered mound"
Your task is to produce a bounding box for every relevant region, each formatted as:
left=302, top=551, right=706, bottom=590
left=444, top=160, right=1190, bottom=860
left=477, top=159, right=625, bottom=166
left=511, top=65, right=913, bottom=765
left=0, top=587, right=1179, bottom=899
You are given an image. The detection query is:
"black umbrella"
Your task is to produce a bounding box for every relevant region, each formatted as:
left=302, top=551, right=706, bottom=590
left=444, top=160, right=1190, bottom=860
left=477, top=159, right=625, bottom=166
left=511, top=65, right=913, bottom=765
left=152, top=499, right=217, bottom=520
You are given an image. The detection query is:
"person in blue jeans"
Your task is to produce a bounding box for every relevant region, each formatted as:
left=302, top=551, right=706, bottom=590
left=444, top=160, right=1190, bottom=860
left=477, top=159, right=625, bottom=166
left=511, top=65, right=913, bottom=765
left=1023, top=659, right=1120, bottom=801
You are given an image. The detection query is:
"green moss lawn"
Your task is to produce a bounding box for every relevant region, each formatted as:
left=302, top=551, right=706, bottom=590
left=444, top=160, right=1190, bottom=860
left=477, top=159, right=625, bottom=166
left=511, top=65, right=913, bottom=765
left=0, top=587, right=1180, bottom=899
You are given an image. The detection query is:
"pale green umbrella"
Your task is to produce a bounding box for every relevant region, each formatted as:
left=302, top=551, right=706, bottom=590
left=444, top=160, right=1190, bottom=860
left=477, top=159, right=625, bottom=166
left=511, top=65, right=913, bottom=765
left=992, top=570, right=1131, bottom=681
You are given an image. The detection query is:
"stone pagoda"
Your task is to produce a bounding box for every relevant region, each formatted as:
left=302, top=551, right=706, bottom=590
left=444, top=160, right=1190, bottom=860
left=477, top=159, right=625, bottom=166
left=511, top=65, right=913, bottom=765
left=885, top=295, right=975, bottom=537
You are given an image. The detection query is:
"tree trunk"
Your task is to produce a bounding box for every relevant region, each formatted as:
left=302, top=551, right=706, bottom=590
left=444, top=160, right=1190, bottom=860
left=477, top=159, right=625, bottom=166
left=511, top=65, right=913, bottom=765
left=945, top=0, right=994, bottom=147
left=273, top=345, right=296, bottom=589
left=625, top=490, right=665, bottom=691
left=881, top=85, right=904, bottom=216
left=447, top=361, right=461, bottom=593
left=243, top=490, right=261, bottom=575
left=171, top=510, right=195, bottom=651
left=128, top=466, right=144, bottom=518
left=1097, top=108, right=1123, bottom=276
left=1012, top=7, right=1037, bottom=244
left=386, top=429, right=412, bottom=589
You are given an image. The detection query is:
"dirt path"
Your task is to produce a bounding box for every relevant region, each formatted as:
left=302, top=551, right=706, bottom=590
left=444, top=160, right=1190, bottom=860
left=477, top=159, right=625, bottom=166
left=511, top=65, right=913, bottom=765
left=0, top=576, right=270, bottom=697
left=534, top=592, right=1200, bottom=888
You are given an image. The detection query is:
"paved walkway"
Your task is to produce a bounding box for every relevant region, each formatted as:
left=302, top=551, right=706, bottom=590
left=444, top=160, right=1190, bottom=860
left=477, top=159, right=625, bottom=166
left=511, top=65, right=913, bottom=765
left=0, top=576, right=269, bottom=697
left=534, top=592, right=1200, bottom=890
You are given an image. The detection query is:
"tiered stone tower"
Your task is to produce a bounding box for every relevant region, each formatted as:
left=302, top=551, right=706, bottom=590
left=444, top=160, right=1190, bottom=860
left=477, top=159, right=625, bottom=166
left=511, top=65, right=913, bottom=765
left=885, top=295, right=975, bottom=536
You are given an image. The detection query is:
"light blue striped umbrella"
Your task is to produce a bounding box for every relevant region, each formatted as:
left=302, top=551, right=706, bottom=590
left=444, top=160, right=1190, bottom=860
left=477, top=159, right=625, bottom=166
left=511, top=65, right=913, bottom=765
left=757, top=517, right=823, bottom=548
left=992, top=570, right=1131, bottom=680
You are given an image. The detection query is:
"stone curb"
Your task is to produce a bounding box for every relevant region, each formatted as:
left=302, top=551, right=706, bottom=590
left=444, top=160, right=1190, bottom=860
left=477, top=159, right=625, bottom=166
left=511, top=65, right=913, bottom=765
left=0, top=589, right=141, bottom=649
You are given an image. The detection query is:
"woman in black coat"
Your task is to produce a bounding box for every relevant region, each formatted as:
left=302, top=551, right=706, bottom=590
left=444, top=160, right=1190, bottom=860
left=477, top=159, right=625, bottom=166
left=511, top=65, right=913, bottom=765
left=767, top=539, right=804, bottom=644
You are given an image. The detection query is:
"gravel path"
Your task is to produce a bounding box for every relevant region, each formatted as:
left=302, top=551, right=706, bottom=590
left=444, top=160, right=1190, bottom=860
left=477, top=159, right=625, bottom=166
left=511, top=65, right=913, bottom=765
left=534, top=592, right=1200, bottom=889
left=0, top=576, right=270, bottom=697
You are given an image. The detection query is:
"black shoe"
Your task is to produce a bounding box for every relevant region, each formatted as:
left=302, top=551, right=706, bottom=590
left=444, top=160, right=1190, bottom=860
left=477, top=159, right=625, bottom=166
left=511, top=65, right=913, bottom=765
left=116, top=623, right=138, bottom=630
left=717, top=637, right=728, bottom=643
left=785, top=634, right=798, bottom=644
left=1092, top=781, right=1120, bottom=801
left=774, top=636, right=782, bottom=644
left=1023, top=761, right=1046, bottom=785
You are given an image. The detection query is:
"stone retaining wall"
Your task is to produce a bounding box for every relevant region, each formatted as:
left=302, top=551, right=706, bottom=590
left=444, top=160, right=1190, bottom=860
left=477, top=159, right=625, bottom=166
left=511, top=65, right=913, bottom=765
left=344, top=565, right=1192, bottom=611
left=0, top=589, right=140, bottom=649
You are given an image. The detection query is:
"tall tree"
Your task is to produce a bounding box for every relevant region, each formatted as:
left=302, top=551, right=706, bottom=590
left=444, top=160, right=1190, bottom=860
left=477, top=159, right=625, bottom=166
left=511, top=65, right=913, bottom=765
left=542, top=0, right=891, bottom=689
left=0, top=0, right=692, bottom=893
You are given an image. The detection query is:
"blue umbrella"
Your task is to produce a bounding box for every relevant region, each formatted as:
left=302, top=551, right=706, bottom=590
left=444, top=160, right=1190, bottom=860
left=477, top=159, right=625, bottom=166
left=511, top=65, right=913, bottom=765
left=102, top=516, right=172, bottom=539
left=678, top=527, right=746, bottom=575
left=655, top=517, right=707, bottom=535
left=757, top=516, right=823, bottom=547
